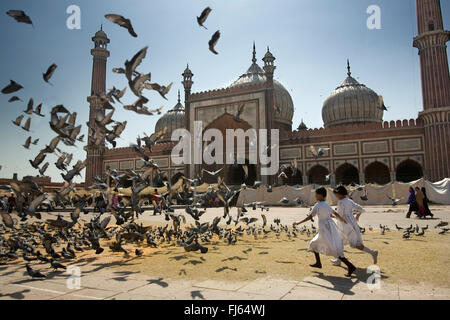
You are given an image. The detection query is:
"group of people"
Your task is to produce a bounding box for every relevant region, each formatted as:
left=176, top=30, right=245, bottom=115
left=293, top=186, right=378, bottom=277
left=406, top=186, right=433, bottom=219
left=1, top=194, right=16, bottom=213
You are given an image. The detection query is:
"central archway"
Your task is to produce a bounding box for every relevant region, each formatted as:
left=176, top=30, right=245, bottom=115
left=365, top=161, right=390, bottom=185
left=225, top=162, right=256, bottom=186
left=281, top=166, right=303, bottom=186
left=308, top=165, right=329, bottom=185
left=335, top=163, right=360, bottom=185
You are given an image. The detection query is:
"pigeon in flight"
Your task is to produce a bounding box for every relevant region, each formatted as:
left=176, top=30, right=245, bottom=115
left=43, top=64, right=57, bottom=85
left=24, top=98, right=33, bottom=114
left=2, top=80, right=23, bottom=94
left=8, top=96, right=21, bottom=103
left=105, top=14, right=137, bottom=37
left=6, top=10, right=33, bottom=26
left=208, top=30, right=221, bottom=55
left=197, top=7, right=212, bottom=29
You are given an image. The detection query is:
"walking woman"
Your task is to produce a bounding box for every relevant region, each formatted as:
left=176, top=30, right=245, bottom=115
left=406, top=187, right=418, bottom=218
left=421, top=187, right=433, bottom=218
left=415, top=187, right=426, bottom=218
left=293, top=187, right=357, bottom=277
left=332, top=186, right=378, bottom=266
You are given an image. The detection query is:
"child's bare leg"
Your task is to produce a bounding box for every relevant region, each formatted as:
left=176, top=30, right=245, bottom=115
left=357, top=245, right=378, bottom=264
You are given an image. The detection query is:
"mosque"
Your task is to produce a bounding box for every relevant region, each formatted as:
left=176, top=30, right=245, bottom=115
left=85, top=0, right=450, bottom=187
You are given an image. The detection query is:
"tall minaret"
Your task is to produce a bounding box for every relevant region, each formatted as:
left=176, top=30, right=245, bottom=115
left=414, top=0, right=450, bottom=181
left=85, top=28, right=110, bottom=186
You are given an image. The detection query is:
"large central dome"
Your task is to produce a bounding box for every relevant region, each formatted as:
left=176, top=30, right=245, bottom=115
left=229, top=45, right=294, bottom=127
left=322, top=61, right=383, bottom=127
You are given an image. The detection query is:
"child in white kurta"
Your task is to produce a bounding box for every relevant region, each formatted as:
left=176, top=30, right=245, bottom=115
left=293, top=187, right=356, bottom=277
left=333, top=186, right=378, bottom=265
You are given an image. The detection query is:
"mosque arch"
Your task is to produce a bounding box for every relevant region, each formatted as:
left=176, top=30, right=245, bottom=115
left=335, top=163, right=360, bottom=185
left=225, top=160, right=256, bottom=186
left=365, top=161, right=390, bottom=185
left=308, top=165, right=330, bottom=185
left=281, top=166, right=303, bottom=186
left=396, top=160, right=423, bottom=182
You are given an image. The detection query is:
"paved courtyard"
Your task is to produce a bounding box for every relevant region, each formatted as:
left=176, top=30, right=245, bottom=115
left=1, top=204, right=449, bottom=300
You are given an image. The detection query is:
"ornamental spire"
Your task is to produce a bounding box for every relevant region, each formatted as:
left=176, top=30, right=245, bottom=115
left=252, top=41, right=257, bottom=64
left=347, top=59, right=351, bottom=77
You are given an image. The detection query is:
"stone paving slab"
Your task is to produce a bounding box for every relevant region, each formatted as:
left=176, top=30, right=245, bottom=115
left=282, top=285, right=345, bottom=300
left=237, top=277, right=298, bottom=299
left=53, top=288, right=119, bottom=300
left=193, top=279, right=248, bottom=291
left=341, top=282, right=400, bottom=300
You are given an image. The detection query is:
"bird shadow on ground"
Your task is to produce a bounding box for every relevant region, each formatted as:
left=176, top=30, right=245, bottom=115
left=222, top=256, right=247, bottom=262
left=147, top=277, right=168, bottom=288
left=0, top=289, right=30, bottom=299
left=82, top=260, right=140, bottom=275
left=190, top=290, right=205, bottom=300
left=183, top=259, right=203, bottom=266
left=169, top=254, right=189, bottom=261
left=216, top=266, right=238, bottom=272
left=275, top=260, right=295, bottom=264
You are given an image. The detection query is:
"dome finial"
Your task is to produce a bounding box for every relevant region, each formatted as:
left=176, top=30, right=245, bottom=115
left=100, top=24, right=103, bottom=31
left=177, top=89, right=181, bottom=103
left=347, top=59, right=351, bottom=77
left=252, top=41, right=257, bottom=63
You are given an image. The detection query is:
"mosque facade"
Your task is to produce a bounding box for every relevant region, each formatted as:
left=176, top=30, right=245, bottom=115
left=86, top=0, right=450, bottom=187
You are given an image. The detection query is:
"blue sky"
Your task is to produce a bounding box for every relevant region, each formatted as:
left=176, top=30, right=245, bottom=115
left=0, top=0, right=449, bottom=182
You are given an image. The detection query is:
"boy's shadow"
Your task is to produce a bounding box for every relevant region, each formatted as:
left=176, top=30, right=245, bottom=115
left=306, top=268, right=388, bottom=295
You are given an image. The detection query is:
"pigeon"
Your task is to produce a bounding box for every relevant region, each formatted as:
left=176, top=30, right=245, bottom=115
left=12, top=115, right=23, bottom=126
left=387, top=195, right=400, bottom=206
left=2, top=80, right=23, bottom=94
left=435, top=221, right=448, bottom=228
left=124, top=47, right=148, bottom=81
left=26, top=264, right=46, bottom=279
left=105, top=14, right=137, bottom=37
left=39, top=162, right=49, bottom=176
left=8, top=96, right=21, bottom=102
left=24, top=98, right=33, bottom=114
left=43, top=64, right=57, bottom=84
left=21, top=117, right=31, bottom=131
left=197, top=7, right=212, bottom=29
left=234, top=103, right=246, bottom=122
left=144, top=82, right=173, bottom=100
left=0, top=212, right=14, bottom=228
left=208, top=30, right=221, bottom=55
left=29, top=151, right=46, bottom=169
left=377, top=96, right=388, bottom=111
left=23, top=136, right=32, bottom=149
left=309, top=145, right=330, bottom=159
left=201, top=168, right=223, bottom=177
left=6, top=10, right=33, bottom=25
left=50, top=259, right=66, bottom=271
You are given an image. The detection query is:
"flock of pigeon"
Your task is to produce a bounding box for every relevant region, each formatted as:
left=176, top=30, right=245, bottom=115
left=1, top=8, right=448, bottom=282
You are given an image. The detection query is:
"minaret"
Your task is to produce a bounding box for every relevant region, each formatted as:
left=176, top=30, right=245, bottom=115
left=85, top=27, right=110, bottom=186
left=182, top=65, right=193, bottom=178
left=262, top=46, right=276, bottom=185
left=413, top=0, right=450, bottom=181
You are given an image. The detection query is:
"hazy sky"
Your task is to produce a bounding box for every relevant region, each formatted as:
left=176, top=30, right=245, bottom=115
left=0, top=0, right=449, bottom=182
